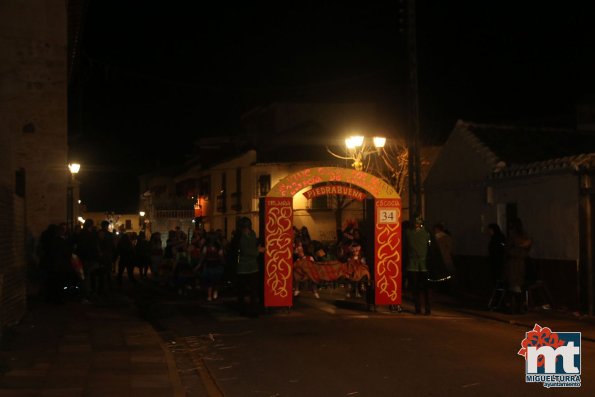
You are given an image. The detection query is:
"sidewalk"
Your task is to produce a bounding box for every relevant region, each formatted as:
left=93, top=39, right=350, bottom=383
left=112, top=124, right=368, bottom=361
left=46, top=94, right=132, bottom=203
left=0, top=290, right=186, bottom=397
left=430, top=291, right=595, bottom=342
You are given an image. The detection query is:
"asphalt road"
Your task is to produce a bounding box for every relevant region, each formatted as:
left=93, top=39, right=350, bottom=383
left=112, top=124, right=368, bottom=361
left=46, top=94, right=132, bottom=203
left=136, top=286, right=594, bottom=397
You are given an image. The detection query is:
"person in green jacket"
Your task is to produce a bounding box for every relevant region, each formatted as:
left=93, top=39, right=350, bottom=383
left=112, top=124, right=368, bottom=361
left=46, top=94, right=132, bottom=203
left=404, top=216, right=431, bottom=314
left=236, top=217, right=261, bottom=316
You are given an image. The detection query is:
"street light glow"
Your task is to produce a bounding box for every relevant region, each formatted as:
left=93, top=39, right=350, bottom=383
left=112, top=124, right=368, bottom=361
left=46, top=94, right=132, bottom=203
left=373, top=137, right=386, bottom=148
left=77, top=216, right=85, bottom=223
left=330, top=134, right=391, bottom=172
left=350, top=135, right=364, bottom=147
left=68, top=163, right=81, bottom=174
left=139, top=211, right=146, bottom=217
left=345, top=137, right=356, bottom=149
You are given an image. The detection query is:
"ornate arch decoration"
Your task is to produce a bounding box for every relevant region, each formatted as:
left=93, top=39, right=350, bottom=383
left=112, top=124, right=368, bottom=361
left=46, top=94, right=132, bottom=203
left=264, top=167, right=401, bottom=307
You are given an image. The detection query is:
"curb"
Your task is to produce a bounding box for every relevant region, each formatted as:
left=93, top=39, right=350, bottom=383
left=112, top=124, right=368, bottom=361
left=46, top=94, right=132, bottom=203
left=450, top=308, right=595, bottom=343
left=160, top=337, right=187, bottom=397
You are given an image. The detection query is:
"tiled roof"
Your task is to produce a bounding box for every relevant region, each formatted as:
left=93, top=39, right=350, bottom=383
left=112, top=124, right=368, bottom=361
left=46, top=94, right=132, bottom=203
left=491, top=153, right=595, bottom=178
left=456, top=120, right=595, bottom=178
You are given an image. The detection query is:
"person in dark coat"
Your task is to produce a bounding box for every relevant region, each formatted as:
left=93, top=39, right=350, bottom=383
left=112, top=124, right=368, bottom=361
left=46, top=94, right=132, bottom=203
left=98, top=220, right=116, bottom=294
left=487, top=223, right=506, bottom=287
left=200, top=233, right=225, bottom=301
left=404, top=216, right=431, bottom=315
left=116, top=233, right=136, bottom=286
left=39, top=224, right=73, bottom=302
left=505, top=218, right=532, bottom=314
left=236, top=217, right=261, bottom=316
left=135, top=232, right=151, bottom=279
left=76, top=219, right=101, bottom=298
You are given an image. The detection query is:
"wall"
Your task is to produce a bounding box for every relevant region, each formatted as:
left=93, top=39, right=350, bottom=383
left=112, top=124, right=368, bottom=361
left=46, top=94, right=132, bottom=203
left=0, top=0, right=67, bottom=332
left=426, top=186, right=494, bottom=256
left=424, top=126, right=495, bottom=192
left=424, top=125, right=583, bottom=309
left=1, top=0, right=68, bottom=238
left=492, top=173, right=580, bottom=260
left=425, top=125, right=496, bottom=256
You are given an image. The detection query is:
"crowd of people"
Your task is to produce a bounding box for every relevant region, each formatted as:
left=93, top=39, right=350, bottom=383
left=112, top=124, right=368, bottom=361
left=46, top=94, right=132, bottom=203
left=37, top=212, right=537, bottom=316
left=36, top=217, right=263, bottom=314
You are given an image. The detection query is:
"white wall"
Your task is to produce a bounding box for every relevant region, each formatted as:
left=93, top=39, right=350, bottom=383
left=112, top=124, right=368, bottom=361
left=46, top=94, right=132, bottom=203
left=426, top=164, right=581, bottom=260
left=424, top=126, right=495, bottom=191
left=425, top=124, right=497, bottom=256
left=493, top=174, right=580, bottom=260
left=426, top=186, right=495, bottom=256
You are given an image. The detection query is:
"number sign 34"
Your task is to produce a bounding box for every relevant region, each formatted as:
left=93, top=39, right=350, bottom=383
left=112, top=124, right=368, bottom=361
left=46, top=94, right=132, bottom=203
left=378, top=209, right=397, bottom=224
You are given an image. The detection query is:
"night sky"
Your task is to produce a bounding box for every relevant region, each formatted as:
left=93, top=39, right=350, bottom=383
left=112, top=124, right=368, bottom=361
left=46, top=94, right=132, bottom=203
left=71, top=1, right=595, bottom=212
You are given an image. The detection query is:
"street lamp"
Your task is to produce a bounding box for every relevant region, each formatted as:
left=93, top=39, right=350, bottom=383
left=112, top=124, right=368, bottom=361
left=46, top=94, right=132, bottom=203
left=329, top=135, right=387, bottom=171
left=139, top=211, right=146, bottom=233
left=68, top=163, right=81, bottom=174
left=67, top=163, right=81, bottom=231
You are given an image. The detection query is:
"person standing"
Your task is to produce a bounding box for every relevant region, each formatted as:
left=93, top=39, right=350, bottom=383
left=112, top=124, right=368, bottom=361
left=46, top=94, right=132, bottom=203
left=429, top=223, right=455, bottom=293
left=116, top=233, right=136, bottom=286
left=39, top=224, right=73, bottom=303
left=97, top=220, right=116, bottom=295
left=135, top=232, right=151, bottom=279
left=149, top=232, right=163, bottom=281
left=433, top=224, right=454, bottom=275
left=487, top=223, right=507, bottom=287
left=405, top=216, right=431, bottom=315
left=236, top=217, right=261, bottom=317
left=505, top=218, right=532, bottom=314
left=76, top=219, right=101, bottom=300
left=200, top=234, right=225, bottom=301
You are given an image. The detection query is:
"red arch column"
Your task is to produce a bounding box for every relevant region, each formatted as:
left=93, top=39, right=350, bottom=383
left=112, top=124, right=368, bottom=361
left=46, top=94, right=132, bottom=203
left=374, top=199, right=402, bottom=305
left=264, top=197, right=293, bottom=307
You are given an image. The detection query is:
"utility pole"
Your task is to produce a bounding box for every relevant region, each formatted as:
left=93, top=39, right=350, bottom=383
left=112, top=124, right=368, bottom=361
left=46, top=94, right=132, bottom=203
left=406, top=0, right=422, bottom=219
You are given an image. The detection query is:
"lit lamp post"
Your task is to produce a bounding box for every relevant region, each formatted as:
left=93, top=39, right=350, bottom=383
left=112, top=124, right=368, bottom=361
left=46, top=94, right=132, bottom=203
left=139, top=211, right=146, bottom=233
left=67, top=163, right=80, bottom=231
left=340, top=135, right=386, bottom=171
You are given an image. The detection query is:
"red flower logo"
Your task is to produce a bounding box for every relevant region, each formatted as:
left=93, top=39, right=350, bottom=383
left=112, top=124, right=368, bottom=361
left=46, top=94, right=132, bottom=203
left=518, top=324, right=566, bottom=367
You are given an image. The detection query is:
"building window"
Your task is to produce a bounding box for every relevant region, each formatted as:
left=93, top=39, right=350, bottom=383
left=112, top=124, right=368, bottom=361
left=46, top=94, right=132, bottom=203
left=231, top=168, right=242, bottom=211
left=256, top=174, right=271, bottom=197
left=125, top=219, right=132, bottom=230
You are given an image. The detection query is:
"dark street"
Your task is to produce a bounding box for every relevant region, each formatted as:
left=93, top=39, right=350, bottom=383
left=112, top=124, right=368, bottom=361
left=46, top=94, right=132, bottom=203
left=135, top=285, right=595, bottom=397
left=3, top=2, right=595, bottom=396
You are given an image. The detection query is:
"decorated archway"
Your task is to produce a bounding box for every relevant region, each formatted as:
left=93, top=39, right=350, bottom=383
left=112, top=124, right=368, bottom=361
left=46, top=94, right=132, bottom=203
left=264, top=167, right=401, bottom=307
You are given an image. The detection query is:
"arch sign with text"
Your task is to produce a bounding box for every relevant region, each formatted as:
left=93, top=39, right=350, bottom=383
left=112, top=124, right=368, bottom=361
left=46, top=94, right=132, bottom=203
left=264, top=167, right=401, bottom=307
